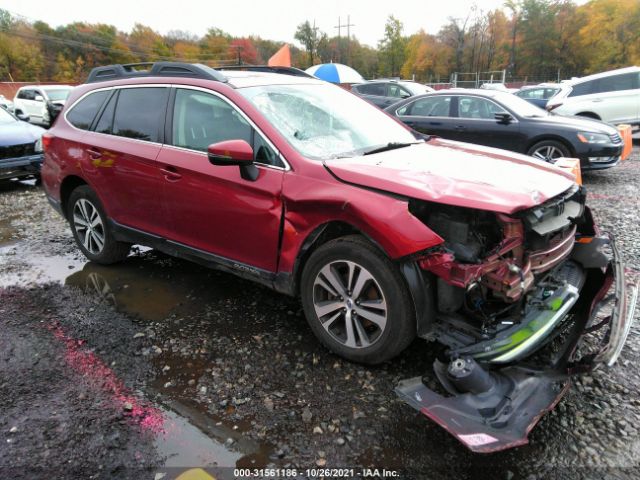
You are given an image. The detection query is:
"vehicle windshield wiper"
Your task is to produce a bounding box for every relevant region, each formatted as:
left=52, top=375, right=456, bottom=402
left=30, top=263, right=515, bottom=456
left=362, top=142, right=417, bottom=156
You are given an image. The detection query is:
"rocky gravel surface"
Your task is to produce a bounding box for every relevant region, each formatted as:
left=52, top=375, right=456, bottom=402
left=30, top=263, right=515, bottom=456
left=1, top=149, right=640, bottom=479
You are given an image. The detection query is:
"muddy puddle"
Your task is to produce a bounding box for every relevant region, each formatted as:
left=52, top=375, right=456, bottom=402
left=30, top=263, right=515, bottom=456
left=1, top=246, right=279, bottom=472
left=0, top=246, right=85, bottom=288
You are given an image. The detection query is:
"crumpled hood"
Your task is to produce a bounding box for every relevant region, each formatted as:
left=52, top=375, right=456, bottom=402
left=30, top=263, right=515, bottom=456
left=324, top=139, right=576, bottom=214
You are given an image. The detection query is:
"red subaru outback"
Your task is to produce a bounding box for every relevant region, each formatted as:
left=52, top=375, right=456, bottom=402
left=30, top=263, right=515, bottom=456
left=41, top=62, right=637, bottom=452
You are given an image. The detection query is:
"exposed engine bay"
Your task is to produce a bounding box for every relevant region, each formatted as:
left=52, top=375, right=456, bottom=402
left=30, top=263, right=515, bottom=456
left=409, top=184, right=587, bottom=347
left=396, top=185, right=638, bottom=452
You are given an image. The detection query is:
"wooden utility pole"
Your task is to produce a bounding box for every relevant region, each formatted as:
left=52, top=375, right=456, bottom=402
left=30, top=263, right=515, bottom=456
left=334, top=15, right=355, bottom=64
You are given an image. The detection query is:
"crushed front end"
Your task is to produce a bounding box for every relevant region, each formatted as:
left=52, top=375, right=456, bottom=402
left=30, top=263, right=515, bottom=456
left=397, top=185, right=638, bottom=453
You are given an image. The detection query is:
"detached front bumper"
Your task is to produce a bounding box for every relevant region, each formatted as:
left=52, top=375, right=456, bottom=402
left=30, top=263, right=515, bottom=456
left=0, top=153, right=43, bottom=180
left=396, top=234, right=638, bottom=453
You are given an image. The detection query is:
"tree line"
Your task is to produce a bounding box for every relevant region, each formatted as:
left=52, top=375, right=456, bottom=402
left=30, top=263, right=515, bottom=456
left=1, top=0, right=638, bottom=84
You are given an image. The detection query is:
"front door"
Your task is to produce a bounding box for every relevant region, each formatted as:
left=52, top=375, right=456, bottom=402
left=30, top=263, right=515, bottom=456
left=453, top=95, right=521, bottom=150
left=156, top=87, right=285, bottom=272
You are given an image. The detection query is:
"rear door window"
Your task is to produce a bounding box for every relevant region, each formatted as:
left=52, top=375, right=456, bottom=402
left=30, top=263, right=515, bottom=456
left=568, top=80, right=594, bottom=97
left=66, top=90, right=110, bottom=130
left=593, top=72, right=639, bottom=94
left=112, top=87, right=169, bottom=143
left=357, top=83, right=386, bottom=96
left=400, top=96, right=452, bottom=117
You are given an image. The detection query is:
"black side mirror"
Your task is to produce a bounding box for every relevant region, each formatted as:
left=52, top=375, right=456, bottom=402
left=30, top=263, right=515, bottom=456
left=494, top=112, right=513, bottom=124
left=207, top=139, right=259, bottom=181
left=16, top=112, right=30, bottom=122
left=47, top=102, right=64, bottom=122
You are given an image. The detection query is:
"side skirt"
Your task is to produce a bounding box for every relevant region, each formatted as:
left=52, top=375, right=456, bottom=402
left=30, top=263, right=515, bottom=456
left=109, top=220, right=292, bottom=293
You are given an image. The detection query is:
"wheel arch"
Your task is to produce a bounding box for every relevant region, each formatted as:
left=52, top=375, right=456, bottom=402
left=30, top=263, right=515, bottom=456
left=283, top=220, right=435, bottom=338
left=60, top=175, right=89, bottom=219
left=575, top=111, right=601, bottom=120
left=288, top=221, right=382, bottom=296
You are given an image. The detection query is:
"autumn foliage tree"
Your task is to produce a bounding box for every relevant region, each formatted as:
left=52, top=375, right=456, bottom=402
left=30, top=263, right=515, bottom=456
left=0, top=0, right=639, bottom=84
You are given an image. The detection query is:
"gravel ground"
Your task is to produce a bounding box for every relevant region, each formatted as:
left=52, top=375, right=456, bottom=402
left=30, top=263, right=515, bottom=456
left=1, top=149, right=640, bottom=479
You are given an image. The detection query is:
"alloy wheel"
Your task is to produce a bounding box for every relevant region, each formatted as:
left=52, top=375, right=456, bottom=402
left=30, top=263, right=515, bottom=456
left=531, top=145, right=564, bottom=161
left=312, top=260, right=387, bottom=349
left=72, top=198, right=105, bottom=255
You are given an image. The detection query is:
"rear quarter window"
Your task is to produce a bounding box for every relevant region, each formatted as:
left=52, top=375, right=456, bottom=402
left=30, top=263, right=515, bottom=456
left=568, top=81, right=593, bottom=98
left=66, top=90, right=110, bottom=130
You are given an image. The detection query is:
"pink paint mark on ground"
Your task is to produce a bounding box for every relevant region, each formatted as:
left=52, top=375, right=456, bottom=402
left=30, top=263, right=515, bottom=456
left=46, top=321, right=165, bottom=434
left=589, top=193, right=624, bottom=201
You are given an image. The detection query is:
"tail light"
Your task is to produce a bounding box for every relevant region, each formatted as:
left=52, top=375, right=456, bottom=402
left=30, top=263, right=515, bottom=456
left=42, top=132, right=54, bottom=151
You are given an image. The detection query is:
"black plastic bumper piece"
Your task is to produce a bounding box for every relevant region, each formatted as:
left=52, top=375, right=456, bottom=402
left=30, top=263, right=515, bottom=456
left=396, top=367, right=569, bottom=453
left=0, top=153, right=43, bottom=180
left=396, top=233, right=637, bottom=453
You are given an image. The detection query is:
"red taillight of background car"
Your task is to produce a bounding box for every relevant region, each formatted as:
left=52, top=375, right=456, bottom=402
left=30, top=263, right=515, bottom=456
left=42, top=132, right=54, bottom=151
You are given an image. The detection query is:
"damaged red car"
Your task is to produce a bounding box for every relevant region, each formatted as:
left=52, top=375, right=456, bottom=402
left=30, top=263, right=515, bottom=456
left=41, top=63, right=638, bottom=453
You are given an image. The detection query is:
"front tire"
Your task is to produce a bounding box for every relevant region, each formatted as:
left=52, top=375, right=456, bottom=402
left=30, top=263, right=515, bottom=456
left=300, top=235, right=415, bottom=365
left=67, top=185, right=131, bottom=264
left=527, top=140, right=571, bottom=162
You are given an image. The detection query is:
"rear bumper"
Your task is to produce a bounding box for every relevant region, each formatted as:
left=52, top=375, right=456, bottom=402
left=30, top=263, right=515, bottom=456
left=396, top=233, right=638, bottom=453
left=0, top=153, right=43, bottom=180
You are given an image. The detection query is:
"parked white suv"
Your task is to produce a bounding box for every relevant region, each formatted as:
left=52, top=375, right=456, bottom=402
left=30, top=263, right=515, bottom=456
left=13, top=85, right=73, bottom=126
left=547, top=67, right=640, bottom=126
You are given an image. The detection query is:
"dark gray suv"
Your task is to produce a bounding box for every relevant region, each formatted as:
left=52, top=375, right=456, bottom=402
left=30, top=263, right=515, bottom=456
left=351, top=79, right=434, bottom=108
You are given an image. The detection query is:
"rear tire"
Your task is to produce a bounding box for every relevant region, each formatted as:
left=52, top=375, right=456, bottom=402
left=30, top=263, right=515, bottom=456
left=300, top=235, right=415, bottom=365
left=527, top=140, right=571, bottom=162
left=67, top=185, right=131, bottom=264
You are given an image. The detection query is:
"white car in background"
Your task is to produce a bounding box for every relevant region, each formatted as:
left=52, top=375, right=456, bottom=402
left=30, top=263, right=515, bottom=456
left=547, top=66, right=640, bottom=126
left=12, top=85, right=73, bottom=126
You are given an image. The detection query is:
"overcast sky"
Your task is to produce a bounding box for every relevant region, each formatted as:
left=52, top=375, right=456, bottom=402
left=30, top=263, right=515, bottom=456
left=5, top=0, right=527, bottom=47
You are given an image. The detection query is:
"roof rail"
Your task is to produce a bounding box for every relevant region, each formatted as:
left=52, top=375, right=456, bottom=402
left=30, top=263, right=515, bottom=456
left=218, top=65, right=314, bottom=78
left=84, top=62, right=228, bottom=84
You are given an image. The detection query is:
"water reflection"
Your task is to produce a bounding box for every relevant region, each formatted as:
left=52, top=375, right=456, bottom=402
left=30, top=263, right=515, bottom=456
left=64, top=251, right=263, bottom=322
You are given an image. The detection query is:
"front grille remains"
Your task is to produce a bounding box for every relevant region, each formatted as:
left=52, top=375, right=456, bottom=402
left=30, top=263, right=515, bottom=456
left=0, top=142, right=35, bottom=160
left=519, top=186, right=585, bottom=275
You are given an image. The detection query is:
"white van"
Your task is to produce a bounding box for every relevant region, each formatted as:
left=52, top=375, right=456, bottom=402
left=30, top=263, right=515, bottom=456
left=547, top=66, right=640, bottom=126
left=13, top=85, right=73, bottom=126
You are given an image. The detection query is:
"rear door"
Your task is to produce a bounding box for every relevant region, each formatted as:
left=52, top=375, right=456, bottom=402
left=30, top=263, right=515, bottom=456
left=453, top=95, right=522, bottom=150
left=156, top=87, right=284, bottom=272
left=75, top=86, right=169, bottom=236
left=18, top=89, right=38, bottom=118
left=354, top=83, right=391, bottom=108
left=393, top=95, right=456, bottom=137
left=590, top=72, right=640, bottom=124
